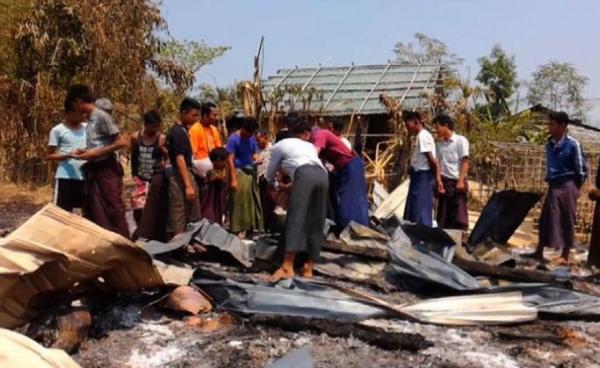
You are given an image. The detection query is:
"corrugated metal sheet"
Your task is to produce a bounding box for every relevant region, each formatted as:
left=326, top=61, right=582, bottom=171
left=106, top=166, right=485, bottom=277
left=262, top=63, right=447, bottom=116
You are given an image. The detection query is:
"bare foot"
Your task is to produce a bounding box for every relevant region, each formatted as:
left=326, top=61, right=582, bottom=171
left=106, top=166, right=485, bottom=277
left=268, top=267, right=294, bottom=282
left=301, top=264, right=313, bottom=279
left=550, top=256, right=570, bottom=266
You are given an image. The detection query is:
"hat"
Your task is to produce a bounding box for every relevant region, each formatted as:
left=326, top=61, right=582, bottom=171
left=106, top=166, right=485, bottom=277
left=548, top=111, right=570, bottom=126
left=95, top=98, right=113, bottom=113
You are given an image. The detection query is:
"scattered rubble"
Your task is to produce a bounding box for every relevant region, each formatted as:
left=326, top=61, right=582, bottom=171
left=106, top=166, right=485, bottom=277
left=3, top=191, right=600, bottom=367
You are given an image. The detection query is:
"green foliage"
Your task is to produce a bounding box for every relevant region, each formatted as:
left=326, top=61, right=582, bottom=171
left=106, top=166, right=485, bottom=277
left=476, top=44, right=518, bottom=119
left=393, top=33, right=463, bottom=65
left=0, top=0, right=229, bottom=183
left=527, top=61, right=588, bottom=116
left=195, top=83, right=243, bottom=119
left=156, top=40, right=230, bottom=93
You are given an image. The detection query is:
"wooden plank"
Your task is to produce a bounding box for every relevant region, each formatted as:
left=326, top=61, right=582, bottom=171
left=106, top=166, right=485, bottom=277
left=453, top=257, right=571, bottom=286
left=323, top=239, right=389, bottom=260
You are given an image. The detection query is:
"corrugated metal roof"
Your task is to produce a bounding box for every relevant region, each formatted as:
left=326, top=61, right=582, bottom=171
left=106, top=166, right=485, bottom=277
left=261, top=63, right=447, bottom=116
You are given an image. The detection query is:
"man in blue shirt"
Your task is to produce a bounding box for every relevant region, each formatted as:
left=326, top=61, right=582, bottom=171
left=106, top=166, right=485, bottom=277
left=47, top=96, right=87, bottom=212
left=226, top=117, right=263, bottom=237
left=531, top=111, right=588, bottom=263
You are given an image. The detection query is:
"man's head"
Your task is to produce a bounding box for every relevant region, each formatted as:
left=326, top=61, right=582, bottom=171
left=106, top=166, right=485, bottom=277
left=402, top=111, right=423, bottom=136
left=209, top=147, right=229, bottom=170
left=548, top=111, right=570, bottom=140
left=327, top=119, right=345, bottom=136
left=255, top=129, right=270, bottom=149
left=63, top=94, right=86, bottom=126
left=201, top=102, right=219, bottom=126
left=66, top=84, right=95, bottom=116
left=291, top=119, right=312, bottom=141
left=240, top=118, right=259, bottom=139
left=179, top=97, right=202, bottom=126
left=433, top=114, right=454, bottom=139
left=143, top=109, right=162, bottom=136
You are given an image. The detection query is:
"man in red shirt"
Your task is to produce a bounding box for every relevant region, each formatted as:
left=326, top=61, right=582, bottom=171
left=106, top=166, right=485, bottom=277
left=312, top=127, right=369, bottom=231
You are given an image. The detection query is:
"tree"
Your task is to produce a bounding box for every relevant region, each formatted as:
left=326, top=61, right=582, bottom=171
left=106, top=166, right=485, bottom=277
left=0, top=0, right=229, bottom=182
left=155, top=40, right=230, bottom=93
left=0, top=0, right=31, bottom=76
left=393, top=33, right=462, bottom=65
left=526, top=61, right=588, bottom=116
left=476, top=45, right=518, bottom=119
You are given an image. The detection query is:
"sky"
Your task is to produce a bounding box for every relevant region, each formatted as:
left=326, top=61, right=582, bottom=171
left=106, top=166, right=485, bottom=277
left=162, top=0, right=600, bottom=99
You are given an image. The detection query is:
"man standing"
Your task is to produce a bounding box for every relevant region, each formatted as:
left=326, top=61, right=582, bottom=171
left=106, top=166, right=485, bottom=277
left=312, top=126, right=369, bottom=231
left=226, top=118, right=263, bottom=237
left=434, top=114, right=470, bottom=230
left=166, top=98, right=203, bottom=237
left=69, top=85, right=129, bottom=238
left=47, top=93, right=87, bottom=213
left=266, top=119, right=328, bottom=281
left=533, top=111, right=587, bottom=263
left=402, top=111, right=444, bottom=227
left=189, top=102, right=237, bottom=191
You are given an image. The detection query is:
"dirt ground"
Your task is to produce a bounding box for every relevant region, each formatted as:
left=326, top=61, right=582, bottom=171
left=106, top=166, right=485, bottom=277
left=3, top=185, right=600, bottom=368
left=0, top=183, right=51, bottom=234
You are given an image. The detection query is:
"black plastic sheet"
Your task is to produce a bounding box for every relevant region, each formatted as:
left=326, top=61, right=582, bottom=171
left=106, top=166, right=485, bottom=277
left=193, top=275, right=392, bottom=322
left=386, top=227, right=481, bottom=291
left=141, top=219, right=254, bottom=267
left=469, top=190, right=542, bottom=248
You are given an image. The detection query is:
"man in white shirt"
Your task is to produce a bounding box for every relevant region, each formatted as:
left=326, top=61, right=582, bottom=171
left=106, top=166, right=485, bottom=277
left=402, top=111, right=443, bottom=226
left=434, top=114, right=470, bottom=230
left=266, top=119, right=328, bottom=281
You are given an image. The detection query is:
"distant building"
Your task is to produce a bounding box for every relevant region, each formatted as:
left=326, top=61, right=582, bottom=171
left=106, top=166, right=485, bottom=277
left=513, top=104, right=600, bottom=148
left=261, top=63, right=454, bottom=153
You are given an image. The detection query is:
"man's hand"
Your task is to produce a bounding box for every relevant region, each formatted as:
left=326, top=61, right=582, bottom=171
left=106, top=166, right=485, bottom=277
left=437, top=179, right=446, bottom=195
left=73, top=149, right=99, bottom=161
left=456, top=178, right=466, bottom=192
left=230, top=178, right=238, bottom=192
left=185, top=185, right=196, bottom=202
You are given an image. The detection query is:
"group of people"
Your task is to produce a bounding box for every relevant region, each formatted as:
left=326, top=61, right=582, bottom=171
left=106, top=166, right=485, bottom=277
left=403, top=109, right=592, bottom=265
left=48, top=85, right=371, bottom=280
left=402, top=111, right=471, bottom=231
left=48, top=83, right=594, bottom=279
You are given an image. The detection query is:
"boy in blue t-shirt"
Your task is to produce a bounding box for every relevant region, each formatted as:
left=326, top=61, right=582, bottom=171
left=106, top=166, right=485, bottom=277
left=47, top=97, right=87, bottom=212
left=226, top=118, right=263, bottom=237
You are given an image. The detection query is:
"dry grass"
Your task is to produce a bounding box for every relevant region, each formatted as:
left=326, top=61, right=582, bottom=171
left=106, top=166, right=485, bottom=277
left=0, top=182, right=53, bottom=205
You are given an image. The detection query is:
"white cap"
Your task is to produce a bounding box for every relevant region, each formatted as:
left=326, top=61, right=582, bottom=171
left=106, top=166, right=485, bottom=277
left=95, top=98, right=113, bottom=113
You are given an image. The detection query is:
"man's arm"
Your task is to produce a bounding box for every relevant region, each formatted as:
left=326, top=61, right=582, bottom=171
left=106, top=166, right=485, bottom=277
left=425, top=152, right=445, bottom=194
left=228, top=155, right=238, bottom=191
left=573, top=141, right=588, bottom=186
left=176, top=154, right=195, bottom=201
left=457, top=137, right=469, bottom=191
left=265, top=146, right=282, bottom=184
left=46, top=146, right=69, bottom=161
left=159, top=134, right=168, bottom=158
left=75, top=133, right=127, bottom=161
left=457, top=158, right=469, bottom=192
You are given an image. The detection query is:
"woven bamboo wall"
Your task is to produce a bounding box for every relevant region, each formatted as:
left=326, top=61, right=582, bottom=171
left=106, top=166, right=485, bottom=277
left=469, top=142, right=599, bottom=239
